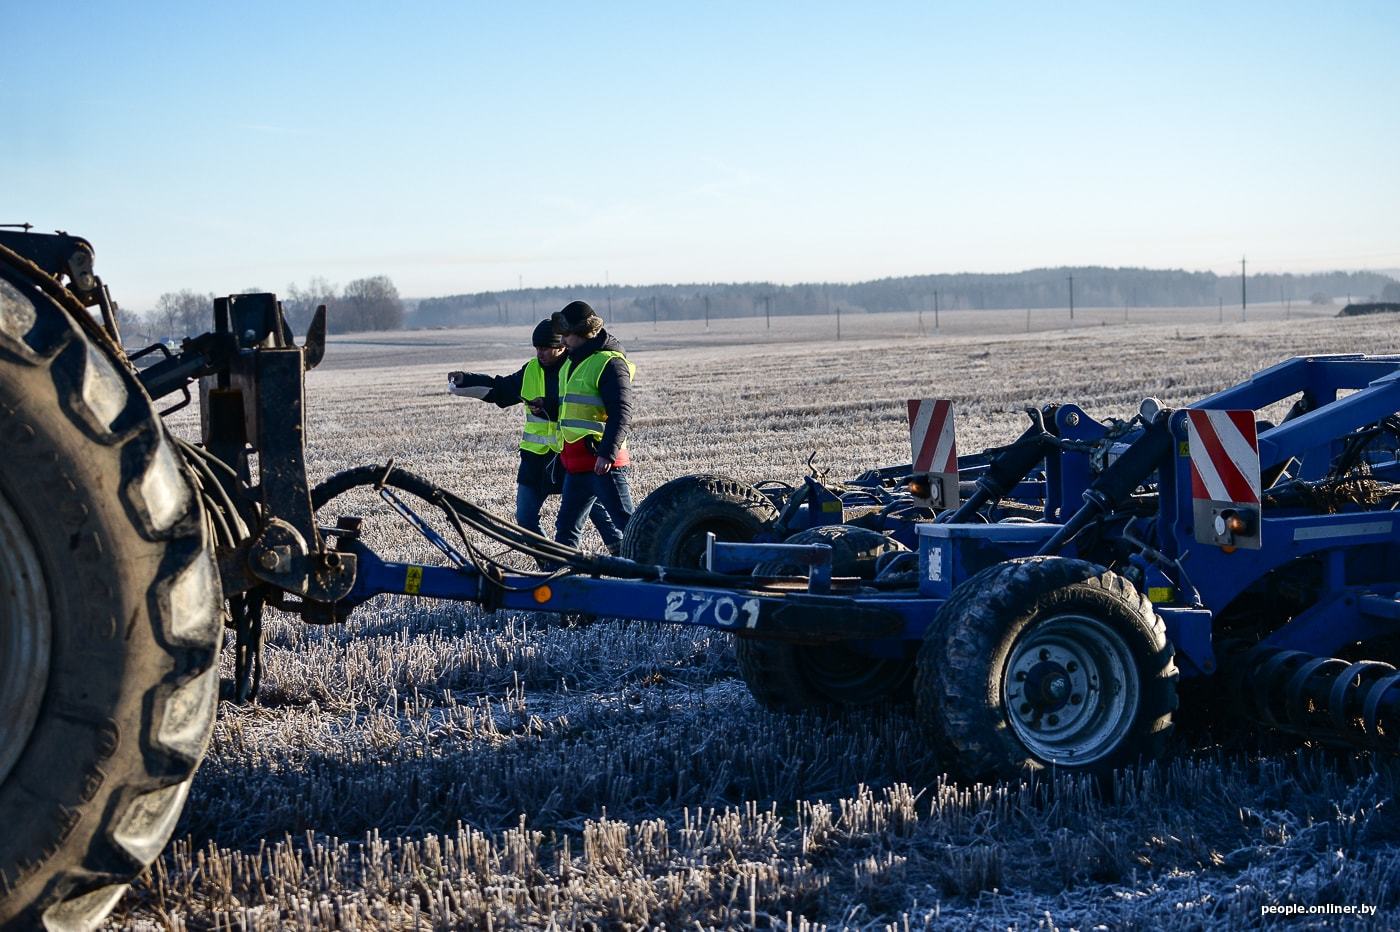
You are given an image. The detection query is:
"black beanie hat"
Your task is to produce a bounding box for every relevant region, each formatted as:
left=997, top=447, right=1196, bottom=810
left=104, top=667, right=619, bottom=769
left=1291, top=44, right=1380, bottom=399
left=552, top=300, right=604, bottom=337
left=532, top=319, right=563, bottom=348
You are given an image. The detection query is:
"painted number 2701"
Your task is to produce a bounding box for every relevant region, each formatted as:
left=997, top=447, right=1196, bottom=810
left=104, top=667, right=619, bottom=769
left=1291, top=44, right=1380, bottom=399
left=664, top=591, right=760, bottom=628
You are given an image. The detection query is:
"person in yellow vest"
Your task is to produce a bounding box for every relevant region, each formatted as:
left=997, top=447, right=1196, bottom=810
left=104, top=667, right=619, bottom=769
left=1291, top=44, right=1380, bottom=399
left=552, top=301, right=636, bottom=553
left=448, top=319, right=618, bottom=543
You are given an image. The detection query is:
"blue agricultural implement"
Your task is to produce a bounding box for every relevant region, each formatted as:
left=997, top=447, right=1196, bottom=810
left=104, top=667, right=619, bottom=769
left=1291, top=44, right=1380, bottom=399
left=3, top=227, right=1400, bottom=927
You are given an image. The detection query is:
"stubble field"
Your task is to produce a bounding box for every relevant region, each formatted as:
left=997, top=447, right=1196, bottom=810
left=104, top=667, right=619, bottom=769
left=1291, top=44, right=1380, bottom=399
left=107, top=306, right=1400, bottom=930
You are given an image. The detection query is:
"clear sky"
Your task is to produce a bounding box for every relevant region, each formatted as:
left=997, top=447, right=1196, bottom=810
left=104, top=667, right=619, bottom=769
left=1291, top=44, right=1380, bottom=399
left=4, top=1, right=1398, bottom=309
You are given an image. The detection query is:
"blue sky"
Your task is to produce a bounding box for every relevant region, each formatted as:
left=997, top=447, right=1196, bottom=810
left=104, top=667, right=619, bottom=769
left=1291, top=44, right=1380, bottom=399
left=4, top=2, right=1397, bottom=309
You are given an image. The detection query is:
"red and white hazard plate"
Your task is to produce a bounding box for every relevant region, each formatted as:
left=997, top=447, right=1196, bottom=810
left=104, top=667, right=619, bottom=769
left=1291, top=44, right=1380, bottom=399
left=1185, top=409, right=1261, bottom=549
left=907, top=399, right=959, bottom=509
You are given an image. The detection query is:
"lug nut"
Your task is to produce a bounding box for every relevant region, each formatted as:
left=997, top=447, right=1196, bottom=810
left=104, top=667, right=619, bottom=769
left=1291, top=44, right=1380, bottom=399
left=1070, top=694, right=1083, bottom=705
left=1039, top=648, right=1051, bottom=661
left=1048, top=714, right=1060, bottom=726
left=258, top=549, right=279, bottom=570
left=1019, top=702, right=1032, bottom=715
left=1066, top=661, right=1078, bottom=673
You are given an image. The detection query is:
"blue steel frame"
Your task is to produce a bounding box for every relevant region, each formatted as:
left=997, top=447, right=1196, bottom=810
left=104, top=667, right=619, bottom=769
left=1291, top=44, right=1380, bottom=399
left=332, top=355, right=1400, bottom=686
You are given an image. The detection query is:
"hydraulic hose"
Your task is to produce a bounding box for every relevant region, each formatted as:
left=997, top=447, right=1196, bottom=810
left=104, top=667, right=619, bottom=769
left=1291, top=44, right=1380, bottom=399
left=310, top=464, right=743, bottom=586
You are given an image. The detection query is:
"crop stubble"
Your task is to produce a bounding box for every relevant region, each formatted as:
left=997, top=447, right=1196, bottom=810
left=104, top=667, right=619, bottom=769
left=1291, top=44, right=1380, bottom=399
left=109, top=311, right=1400, bottom=930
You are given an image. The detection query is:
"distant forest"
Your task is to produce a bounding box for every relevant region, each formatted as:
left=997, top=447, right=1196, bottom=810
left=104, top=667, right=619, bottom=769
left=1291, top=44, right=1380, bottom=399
left=410, top=268, right=1400, bottom=330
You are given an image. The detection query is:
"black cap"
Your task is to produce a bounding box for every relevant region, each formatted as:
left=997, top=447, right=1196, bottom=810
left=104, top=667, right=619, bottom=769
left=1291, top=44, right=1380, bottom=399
left=532, top=319, right=563, bottom=348
left=552, top=300, right=604, bottom=337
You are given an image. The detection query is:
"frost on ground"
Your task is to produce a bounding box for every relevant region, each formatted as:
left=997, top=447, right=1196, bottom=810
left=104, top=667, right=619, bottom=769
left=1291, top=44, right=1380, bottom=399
left=111, top=311, right=1400, bottom=929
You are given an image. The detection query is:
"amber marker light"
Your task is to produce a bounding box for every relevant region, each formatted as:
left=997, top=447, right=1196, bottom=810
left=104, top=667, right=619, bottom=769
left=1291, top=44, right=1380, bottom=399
left=533, top=585, right=552, bottom=604
left=1226, top=514, right=1248, bottom=534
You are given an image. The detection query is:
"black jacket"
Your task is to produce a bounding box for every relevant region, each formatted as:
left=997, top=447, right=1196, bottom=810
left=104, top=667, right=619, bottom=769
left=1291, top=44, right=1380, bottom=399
left=481, top=356, right=568, bottom=489
left=483, top=356, right=565, bottom=421
left=566, top=329, right=632, bottom=461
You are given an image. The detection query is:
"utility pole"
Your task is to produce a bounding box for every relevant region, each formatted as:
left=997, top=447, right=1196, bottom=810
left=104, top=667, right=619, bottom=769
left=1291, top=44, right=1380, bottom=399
left=1241, top=256, right=1247, bottom=320
left=1067, top=275, right=1075, bottom=323
left=934, top=290, right=940, bottom=330
left=918, top=304, right=924, bottom=335
left=651, top=295, right=657, bottom=330
left=1219, top=297, right=1223, bottom=323
left=836, top=304, right=841, bottom=340
left=605, top=270, right=612, bottom=317
left=704, top=294, right=710, bottom=330
left=764, top=295, right=771, bottom=330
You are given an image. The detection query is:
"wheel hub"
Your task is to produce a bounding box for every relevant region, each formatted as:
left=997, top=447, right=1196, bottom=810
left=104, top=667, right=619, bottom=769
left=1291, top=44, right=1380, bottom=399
left=1003, top=614, right=1140, bottom=766
left=0, top=485, right=52, bottom=786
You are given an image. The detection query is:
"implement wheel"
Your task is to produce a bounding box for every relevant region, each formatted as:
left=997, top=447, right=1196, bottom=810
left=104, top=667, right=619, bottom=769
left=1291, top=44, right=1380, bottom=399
left=0, top=256, right=222, bottom=928
left=737, top=525, right=913, bottom=712
left=915, top=556, right=1176, bottom=782
left=621, top=474, right=777, bottom=567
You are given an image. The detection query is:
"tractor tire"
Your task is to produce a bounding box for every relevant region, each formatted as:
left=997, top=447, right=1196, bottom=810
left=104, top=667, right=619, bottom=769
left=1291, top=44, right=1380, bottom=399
left=737, top=525, right=914, bottom=712
left=620, top=474, right=778, bottom=568
left=915, top=556, right=1176, bottom=783
left=0, top=261, right=222, bottom=929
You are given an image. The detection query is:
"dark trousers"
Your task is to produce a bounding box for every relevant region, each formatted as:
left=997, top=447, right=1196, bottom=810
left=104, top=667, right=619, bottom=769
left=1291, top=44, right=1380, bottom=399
left=516, top=481, right=618, bottom=543
left=556, top=466, right=634, bottom=553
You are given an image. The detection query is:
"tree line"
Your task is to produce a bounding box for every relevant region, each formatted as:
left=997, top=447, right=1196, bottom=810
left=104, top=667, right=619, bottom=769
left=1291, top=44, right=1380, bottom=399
left=129, top=275, right=404, bottom=343
left=122, top=266, right=1398, bottom=344
left=412, top=267, right=1400, bottom=329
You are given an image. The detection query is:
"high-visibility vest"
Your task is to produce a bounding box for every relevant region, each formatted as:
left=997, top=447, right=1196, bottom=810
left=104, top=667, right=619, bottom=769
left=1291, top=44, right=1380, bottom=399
left=559, top=350, right=635, bottom=445
left=519, top=358, right=566, bottom=454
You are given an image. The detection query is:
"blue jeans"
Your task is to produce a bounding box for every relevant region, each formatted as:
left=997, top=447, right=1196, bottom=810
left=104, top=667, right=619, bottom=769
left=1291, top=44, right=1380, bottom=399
left=516, top=482, right=618, bottom=543
left=556, top=467, right=634, bottom=553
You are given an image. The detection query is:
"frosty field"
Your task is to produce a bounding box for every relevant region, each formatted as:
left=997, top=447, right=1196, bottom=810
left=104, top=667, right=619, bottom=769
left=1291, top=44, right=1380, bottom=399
left=107, top=307, right=1400, bottom=930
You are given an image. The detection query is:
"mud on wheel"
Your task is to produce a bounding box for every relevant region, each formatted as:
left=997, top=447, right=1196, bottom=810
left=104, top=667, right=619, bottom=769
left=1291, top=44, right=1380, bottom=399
left=737, top=524, right=914, bottom=713
left=620, top=474, right=778, bottom=567
left=915, top=556, right=1176, bottom=782
left=0, top=256, right=222, bottom=928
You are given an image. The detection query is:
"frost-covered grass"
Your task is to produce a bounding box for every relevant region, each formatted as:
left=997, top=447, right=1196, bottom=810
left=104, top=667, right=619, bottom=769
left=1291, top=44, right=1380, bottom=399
left=112, top=309, right=1400, bottom=929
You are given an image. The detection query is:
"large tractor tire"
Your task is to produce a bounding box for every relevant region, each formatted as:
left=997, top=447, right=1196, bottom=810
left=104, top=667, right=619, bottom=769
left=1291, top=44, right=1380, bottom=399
left=915, top=556, right=1176, bottom=783
left=737, top=525, right=915, bottom=712
left=620, top=474, right=778, bottom=567
left=0, top=261, right=223, bottom=929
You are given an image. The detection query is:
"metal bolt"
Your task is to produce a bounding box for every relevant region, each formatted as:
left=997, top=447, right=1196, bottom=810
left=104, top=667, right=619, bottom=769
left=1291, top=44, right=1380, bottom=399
left=1015, top=671, right=1027, bottom=681
left=1066, top=661, right=1078, bottom=673
left=1019, top=702, right=1032, bottom=715
left=1064, top=412, right=1081, bottom=427
left=258, top=549, right=279, bottom=570
left=1070, top=694, right=1083, bottom=705
left=1048, top=714, right=1060, bottom=726
left=1039, top=648, right=1051, bottom=661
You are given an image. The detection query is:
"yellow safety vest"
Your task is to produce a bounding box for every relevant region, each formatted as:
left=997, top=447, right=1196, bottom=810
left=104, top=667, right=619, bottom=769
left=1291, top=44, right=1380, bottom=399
left=519, top=358, right=567, bottom=454
left=559, top=350, right=636, bottom=445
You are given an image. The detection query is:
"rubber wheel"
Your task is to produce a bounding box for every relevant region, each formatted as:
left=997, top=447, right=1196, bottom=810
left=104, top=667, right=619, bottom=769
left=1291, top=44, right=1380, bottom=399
left=0, top=259, right=222, bottom=929
left=915, top=556, right=1177, bottom=783
left=620, top=474, right=778, bottom=567
left=736, top=525, right=914, bottom=712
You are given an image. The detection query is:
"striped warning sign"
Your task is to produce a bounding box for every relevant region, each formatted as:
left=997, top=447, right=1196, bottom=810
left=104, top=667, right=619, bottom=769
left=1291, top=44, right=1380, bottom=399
left=908, top=399, right=957, bottom=474
left=1185, top=409, right=1260, bottom=504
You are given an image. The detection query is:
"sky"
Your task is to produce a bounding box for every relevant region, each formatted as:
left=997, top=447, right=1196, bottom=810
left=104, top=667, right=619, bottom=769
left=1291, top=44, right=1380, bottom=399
left=3, top=1, right=1398, bottom=309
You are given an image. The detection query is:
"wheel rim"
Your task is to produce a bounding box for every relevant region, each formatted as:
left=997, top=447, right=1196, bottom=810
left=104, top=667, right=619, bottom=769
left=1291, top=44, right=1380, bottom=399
left=1002, top=613, right=1139, bottom=766
left=0, top=485, right=52, bottom=785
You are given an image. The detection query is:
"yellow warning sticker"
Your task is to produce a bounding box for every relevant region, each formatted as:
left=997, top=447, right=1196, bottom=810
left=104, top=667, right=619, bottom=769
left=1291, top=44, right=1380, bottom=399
left=1178, top=440, right=1190, bottom=457
left=1147, top=586, right=1174, bottom=603
left=822, top=501, right=843, bottom=513
left=405, top=565, right=423, bottom=594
